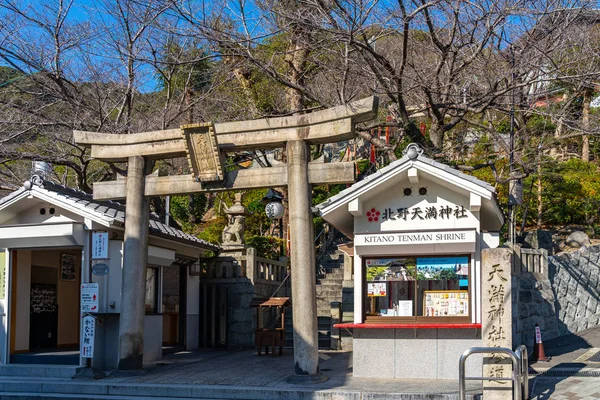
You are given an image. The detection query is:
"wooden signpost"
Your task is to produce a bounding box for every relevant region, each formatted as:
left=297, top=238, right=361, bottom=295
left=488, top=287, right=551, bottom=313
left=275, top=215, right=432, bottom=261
left=74, top=96, right=378, bottom=378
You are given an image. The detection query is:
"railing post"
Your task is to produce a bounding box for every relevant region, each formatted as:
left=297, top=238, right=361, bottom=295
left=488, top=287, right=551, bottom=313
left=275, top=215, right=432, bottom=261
left=459, top=347, right=523, bottom=400
left=516, top=345, right=529, bottom=400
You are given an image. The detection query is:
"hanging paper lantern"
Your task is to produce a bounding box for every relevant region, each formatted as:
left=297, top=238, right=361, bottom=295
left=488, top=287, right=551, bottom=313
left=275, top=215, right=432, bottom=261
left=265, top=201, right=284, bottom=219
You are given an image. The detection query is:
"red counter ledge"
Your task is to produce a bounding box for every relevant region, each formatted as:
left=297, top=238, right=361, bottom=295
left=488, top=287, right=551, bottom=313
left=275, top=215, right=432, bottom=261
left=334, top=323, right=482, bottom=329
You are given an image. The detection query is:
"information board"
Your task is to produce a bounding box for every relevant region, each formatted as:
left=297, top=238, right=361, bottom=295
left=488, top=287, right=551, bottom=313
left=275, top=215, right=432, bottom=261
left=91, top=231, right=108, bottom=260
left=81, top=283, right=99, bottom=313
left=367, top=282, right=387, bottom=297
left=81, top=315, right=95, bottom=358
left=423, top=290, right=468, bottom=317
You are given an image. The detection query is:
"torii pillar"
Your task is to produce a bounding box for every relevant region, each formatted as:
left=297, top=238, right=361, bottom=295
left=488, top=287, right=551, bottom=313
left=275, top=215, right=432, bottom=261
left=287, top=140, right=319, bottom=377
left=119, top=156, right=152, bottom=369
left=73, top=97, right=378, bottom=377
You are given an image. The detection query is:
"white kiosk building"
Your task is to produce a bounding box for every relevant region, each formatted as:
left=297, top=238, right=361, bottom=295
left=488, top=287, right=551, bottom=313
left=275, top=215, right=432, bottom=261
left=316, top=144, right=504, bottom=380
left=0, top=177, right=217, bottom=373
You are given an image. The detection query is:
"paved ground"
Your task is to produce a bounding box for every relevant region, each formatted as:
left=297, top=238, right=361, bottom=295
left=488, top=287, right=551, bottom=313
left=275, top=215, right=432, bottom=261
left=118, top=348, right=484, bottom=394
left=529, top=326, right=600, bottom=399
left=0, top=349, right=483, bottom=399
left=5, top=327, right=600, bottom=398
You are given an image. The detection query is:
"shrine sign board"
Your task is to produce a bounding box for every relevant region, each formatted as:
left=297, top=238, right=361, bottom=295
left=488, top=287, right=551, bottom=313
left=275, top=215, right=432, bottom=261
left=481, top=248, right=512, bottom=400
left=182, top=123, right=225, bottom=182
left=91, top=231, right=108, bottom=260
left=81, top=315, right=95, bottom=358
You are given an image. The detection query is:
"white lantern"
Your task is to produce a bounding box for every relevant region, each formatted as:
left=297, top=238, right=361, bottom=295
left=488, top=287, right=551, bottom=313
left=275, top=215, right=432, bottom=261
left=265, top=201, right=284, bottom=219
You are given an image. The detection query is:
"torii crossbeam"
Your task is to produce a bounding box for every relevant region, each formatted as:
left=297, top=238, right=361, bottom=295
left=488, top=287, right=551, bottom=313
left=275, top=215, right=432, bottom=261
left=74, top=97, right=378, bottom=379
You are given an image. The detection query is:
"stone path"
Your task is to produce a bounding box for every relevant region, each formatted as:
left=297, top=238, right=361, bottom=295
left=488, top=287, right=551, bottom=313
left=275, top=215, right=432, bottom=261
left=532, top=376, right=600, bottom=399
left=529, top=325, right=600, bottom=399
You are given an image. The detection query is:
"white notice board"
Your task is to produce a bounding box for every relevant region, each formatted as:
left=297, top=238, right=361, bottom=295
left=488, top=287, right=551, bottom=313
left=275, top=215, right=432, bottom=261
left=81, top=315, right=95, bottom=358
left=81, top=283, right=99, bottom=313
left=91, top=231, right=108, bottom=260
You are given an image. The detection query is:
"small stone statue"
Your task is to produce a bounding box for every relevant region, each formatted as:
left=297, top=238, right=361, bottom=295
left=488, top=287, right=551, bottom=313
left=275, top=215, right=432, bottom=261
left=221, top=192, right=249, bottom=249
left=222, top=215, right=245, bottom=245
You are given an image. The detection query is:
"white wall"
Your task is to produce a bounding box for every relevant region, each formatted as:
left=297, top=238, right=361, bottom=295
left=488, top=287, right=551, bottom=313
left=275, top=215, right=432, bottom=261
left=14, top=250, right=31, bottom=352
left=4, top=203, right=83, bottom=226
left=354, top=177, right=480, bottom=234
left=143, top=314, right=162, bottom=363
left=186, top=272, right=199, bottom=350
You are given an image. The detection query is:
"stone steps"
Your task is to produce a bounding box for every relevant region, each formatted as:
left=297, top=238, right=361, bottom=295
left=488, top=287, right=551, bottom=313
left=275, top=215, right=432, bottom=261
left=0, top=365, right=82, bottom=379
left=0, top=379, right=482, bottom=399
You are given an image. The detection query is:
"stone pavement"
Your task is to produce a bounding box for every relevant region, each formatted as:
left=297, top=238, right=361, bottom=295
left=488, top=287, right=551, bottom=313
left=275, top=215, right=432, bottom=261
left=0, top=349, right=483, bottom=399
left=529, top=325, right=600, bottom=399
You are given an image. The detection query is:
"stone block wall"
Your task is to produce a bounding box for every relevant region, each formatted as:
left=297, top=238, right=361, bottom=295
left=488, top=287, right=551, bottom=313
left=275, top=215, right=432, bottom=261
left=209, top=279, right=286, bottom=348
left=225, top=281, right=255, bottom=348
left=550, top=245, right=600, bottom=335
left=513, top=276, right=559, bottom=351
left=514, top=245, right=600, bottom=350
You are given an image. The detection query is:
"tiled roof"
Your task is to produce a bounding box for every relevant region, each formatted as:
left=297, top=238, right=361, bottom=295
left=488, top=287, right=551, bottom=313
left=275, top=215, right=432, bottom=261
left=0, top=180, right=219, bottom=251
left=316, top=153, right=496, bottom=211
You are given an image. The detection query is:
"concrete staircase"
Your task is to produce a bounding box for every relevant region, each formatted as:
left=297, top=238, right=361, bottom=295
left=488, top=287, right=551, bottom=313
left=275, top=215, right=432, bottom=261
left=284, top=311, right=332, bottom=349
left=0, top=364, right=82, bottom=378
left=284, top=249, right=349, bottom=350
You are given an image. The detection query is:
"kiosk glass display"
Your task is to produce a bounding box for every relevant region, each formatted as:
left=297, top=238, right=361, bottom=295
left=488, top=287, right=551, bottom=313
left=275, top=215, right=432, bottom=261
left=365, top=255, right=470, bottom=322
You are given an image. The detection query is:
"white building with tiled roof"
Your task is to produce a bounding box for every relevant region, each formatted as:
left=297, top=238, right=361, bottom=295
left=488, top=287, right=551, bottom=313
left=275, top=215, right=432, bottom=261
left=0, top=176, right=218, bottom=371
left=316, top=144, right=504, bottom=380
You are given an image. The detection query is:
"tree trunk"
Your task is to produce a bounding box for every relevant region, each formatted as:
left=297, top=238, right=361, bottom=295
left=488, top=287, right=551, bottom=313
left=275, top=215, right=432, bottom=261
left=285, top=42, right=308, bottom=112
left=429, top=122, right=444, bottom=151
left=582, top=88, right=592, bottom=162
left=232, top=66, right=260, bottom=117
left=550, top=117, right=564, bottom=159
left=537, top=161, right=543, bottom=230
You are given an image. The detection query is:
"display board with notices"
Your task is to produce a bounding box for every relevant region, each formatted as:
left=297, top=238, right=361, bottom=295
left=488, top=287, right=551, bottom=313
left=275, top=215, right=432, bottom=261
left=367, top=282, right=387, bottom=297
left=423, top=290, right=469, bottom=317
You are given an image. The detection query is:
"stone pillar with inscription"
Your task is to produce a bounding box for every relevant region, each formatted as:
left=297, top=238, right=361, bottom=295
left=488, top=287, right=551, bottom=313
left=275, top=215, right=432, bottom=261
left=481, top=247, right=513, bottom=400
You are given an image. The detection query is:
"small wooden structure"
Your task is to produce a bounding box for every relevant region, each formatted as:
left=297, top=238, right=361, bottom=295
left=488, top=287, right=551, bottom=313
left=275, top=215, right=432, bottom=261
left=250, top=297, right=290, bottom=357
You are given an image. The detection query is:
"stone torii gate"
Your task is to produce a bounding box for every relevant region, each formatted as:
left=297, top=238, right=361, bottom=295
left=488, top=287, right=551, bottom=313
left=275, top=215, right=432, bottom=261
left=73, top=97, right=378, bottom=378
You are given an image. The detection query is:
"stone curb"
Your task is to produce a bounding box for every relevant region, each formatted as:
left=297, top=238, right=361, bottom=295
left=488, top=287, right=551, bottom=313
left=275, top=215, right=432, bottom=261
left=0, top=379, right=482, bottom=400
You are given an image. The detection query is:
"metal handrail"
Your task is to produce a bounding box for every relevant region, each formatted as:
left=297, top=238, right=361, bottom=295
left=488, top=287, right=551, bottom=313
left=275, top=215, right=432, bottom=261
left=515, top=345, right=529, bottom=400
left=459, top=347, right=522, bottom=400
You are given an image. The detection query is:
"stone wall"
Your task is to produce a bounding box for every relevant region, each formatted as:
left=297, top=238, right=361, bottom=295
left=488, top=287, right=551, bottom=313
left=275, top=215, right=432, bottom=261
left=224, top=280, right=283, bottom=348
left=514, top=245, right=600, bottom=351
left=550, top=245, right=600, bottom=335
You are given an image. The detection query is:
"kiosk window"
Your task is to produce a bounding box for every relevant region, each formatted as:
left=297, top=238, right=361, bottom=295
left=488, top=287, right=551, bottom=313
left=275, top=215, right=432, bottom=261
left=365, top=256, right=470, bottom=321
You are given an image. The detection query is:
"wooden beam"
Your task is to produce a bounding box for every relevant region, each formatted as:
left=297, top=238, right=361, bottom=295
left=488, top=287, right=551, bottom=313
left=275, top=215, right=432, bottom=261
left=92, top=162, right=355, bottom=200
left=73, top=97, right=378, bottom=161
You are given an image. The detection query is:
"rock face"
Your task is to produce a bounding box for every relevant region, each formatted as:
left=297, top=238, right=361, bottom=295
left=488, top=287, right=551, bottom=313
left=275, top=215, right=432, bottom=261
left=566, top=231, right=591, bottom=248
left=524, top=229, right=554, bottom=255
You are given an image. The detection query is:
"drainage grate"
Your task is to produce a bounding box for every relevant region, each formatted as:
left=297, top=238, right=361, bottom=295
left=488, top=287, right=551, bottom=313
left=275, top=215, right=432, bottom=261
left=536, top=370, right=600, bottom=378
left=588, top=351, right=600, bottom=362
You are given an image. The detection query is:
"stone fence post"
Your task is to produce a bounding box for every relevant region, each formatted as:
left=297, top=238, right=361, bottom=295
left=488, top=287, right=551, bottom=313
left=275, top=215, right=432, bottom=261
left=246, top=247, right=256, bottom=283
left=482, top=247, right=513, bottom=400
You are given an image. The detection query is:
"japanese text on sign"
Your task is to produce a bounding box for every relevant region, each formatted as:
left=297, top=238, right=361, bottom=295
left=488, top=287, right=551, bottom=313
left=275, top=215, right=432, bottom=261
left=81, top=315, right=95, bottom=358
left=81, top=283, right=99, bottom=313
left=370, top=205, right=468, bottom=223
left=92, top=231, right=108, bottom=260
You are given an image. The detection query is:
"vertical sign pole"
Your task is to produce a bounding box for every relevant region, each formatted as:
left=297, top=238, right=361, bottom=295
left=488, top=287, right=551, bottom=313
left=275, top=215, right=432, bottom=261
left=118, top=156, right=151, bottom=370
left=286, top=140, right=323, bottom=380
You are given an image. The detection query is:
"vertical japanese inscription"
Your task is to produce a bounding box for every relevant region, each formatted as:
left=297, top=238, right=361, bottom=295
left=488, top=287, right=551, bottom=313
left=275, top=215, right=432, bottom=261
left=182, top=123, right=225, bottom=182
left=482, top=248, right=513, bottom=399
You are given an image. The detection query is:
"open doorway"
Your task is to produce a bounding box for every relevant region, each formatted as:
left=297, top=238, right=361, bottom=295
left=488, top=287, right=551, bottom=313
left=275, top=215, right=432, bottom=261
left=162, top=263, right=187, bottom=354
left=9, top=249, right=81, bottom=365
